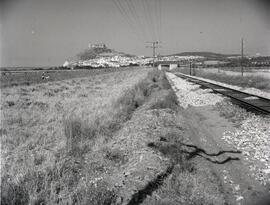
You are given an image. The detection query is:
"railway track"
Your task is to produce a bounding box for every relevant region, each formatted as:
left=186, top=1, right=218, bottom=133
left=174, top=73, right=270, bottom=115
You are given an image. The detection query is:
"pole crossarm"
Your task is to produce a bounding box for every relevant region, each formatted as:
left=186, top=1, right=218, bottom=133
left=146, top=41, right=161, bottom=67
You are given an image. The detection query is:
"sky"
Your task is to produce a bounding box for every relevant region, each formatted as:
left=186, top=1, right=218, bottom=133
left=0, top=0, right=270, bottom=67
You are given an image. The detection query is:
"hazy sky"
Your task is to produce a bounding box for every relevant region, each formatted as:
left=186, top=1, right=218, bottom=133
left=1, top=0, right=270, bottom=67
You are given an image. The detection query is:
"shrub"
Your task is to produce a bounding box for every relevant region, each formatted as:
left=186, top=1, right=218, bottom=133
left=6, top=101, right=15, bottom=107
left=104, top=148, right=127, bottom=165
left=1, top=177, right=29, bottom=205
left=147, top=69, right=160, bottom=83
left=33, top=101, right=49, bottom=110
left=63, top=119, right=93, bottom=157
left=78, top=93, right=88, bottom=98
left=148, top=90, right=178, bottom=110
left=75, top=181, right=117, bottom=205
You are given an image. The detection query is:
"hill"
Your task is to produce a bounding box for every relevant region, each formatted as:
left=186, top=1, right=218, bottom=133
left=76, top=47, right=135, bottom=61
left=168, top=52, right=240, bottom=59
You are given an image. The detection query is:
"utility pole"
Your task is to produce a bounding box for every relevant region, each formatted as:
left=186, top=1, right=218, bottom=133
left=241, top=37, right=244, bottom=76
left=146, top=41, right=160, bottom=67
left=189, top=61, right=192, bottom=75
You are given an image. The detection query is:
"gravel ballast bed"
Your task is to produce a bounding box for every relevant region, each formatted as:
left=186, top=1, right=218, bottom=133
left=218, top=101, right=270, bottom=187
left=167, top=72, right=270, bottom=188
left=166, top=72, right=224, bottom=108
left=175, top=72, right=270, bottom=99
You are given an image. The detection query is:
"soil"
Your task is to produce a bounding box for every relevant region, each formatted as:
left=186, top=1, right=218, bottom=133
left=181, top=105, right=270, bottom=205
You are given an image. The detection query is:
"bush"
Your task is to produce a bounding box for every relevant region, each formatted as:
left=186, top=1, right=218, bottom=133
left=64, top=119, right=84, bottom=156
left=148, top=90, right=178, bottom=110
left=104, top=148, right=127, bottom=165
left=1, top=177, right=29, bottom=205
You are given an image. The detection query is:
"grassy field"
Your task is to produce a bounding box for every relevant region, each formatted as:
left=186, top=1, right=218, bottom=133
left=1, top=68, right=226, bottom=204
left=176, top=67, right=270, bottom=92
left=1, top=68, right=150, bottom=204
left=212, top=66, right=270, bottom=71
left=0, top=67, right=140, bottom=88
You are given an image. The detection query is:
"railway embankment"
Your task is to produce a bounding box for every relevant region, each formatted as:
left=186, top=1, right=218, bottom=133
left=166, top=72, right=270, bottom=204
left=174, top=72, right=270, bottom=99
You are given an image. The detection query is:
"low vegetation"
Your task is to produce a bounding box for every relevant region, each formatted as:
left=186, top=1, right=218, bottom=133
left=1, top=68, right=226, bottom=204
left=0, top=67, right=140, bottom=88
left=1, top=69, right=148, bottom=204
left=177, top=67, right=270, bottom=92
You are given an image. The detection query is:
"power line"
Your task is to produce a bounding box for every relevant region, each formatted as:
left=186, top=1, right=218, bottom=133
left=154, top=0, right=160, bottom=41
left=112, top=0, right=163, bottom=55
left=141, top=0, right=155, bottom=41
left=112, top=0, right=135, bottom=35
left=123, top=0, right=145, bottom=40
left=145, top=0, right=157, bottom=41
left=137, top=0, right=152, bottom=41
left=158, top=0, right=162, bottom=42
left=113, top=0, right=143, bottom=42
left=127, top=0, right=148, bottom=40
left=117, top=0, right=143, bottom=41
left=241, top=37, right=244, bottom=76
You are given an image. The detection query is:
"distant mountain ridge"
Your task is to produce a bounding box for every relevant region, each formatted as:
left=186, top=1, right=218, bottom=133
left=168, top=52, right=240, bottom=59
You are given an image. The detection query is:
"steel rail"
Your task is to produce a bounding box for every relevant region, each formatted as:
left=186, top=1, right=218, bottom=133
left=175, top=73, right=270, bottom=115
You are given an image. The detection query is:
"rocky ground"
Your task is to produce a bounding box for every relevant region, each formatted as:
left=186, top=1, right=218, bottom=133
left=166, top=72, right=270, bottom=205
left=176, top=73, right=270, bottom=99
left=218, top=101, right=270, bottom=188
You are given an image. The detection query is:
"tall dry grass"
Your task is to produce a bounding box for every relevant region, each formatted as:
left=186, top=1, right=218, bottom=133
left=1, top=68, right=224, bottom=205
left=1, top=68, right=180, bottom=204
left=1, top=68, right=151, bottom=204
left=176, top=67, right=270, bottom=92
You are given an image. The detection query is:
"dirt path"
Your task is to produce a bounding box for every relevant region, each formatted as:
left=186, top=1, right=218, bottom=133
left=166, top=72, right=270, bottom=205
left=181, top=106, right=269, bottom=205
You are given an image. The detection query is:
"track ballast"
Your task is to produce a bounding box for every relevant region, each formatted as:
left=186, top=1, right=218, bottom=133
left=174, top=73, right=270, bottom=115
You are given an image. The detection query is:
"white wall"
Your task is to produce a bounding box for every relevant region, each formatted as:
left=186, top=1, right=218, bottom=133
left=169, top=64, right=178, bottom=70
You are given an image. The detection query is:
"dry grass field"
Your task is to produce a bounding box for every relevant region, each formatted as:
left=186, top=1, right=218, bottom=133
left=1, top=68, right=226, bottom=205
left=176, top=67, right=270, bottom=92
left=0, top=67, right=139, bottom=88
left=1, top=68, right=149, bottom=203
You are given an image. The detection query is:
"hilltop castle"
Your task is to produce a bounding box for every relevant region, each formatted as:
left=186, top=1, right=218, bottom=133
left=89, top=43, right=107, bottom=49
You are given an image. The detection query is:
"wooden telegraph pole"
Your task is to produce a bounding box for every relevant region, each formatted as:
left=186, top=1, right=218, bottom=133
left=189, top=61, right=192, bottom=75
left=241, top=37, right=244, bottom=76
left=146, top=41, right=160, bottom=67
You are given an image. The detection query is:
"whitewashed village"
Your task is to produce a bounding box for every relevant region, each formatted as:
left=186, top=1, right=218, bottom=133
left=63, top=44, right=270, bottom=70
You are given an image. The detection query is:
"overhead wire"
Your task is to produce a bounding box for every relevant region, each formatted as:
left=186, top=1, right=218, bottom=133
left=152, top=0, right=159, bottom=41
left=127, top=0, right=148, bottom=41
left=146, top=0, right=158, bottom=41
left=112, top=0, right=163, bottom=49
left=112, top=0, right=143, bottom=42
left=123, top=0, right=145, bottom=41
left=152, top=0, right=160, bottom=42
left=158, top=0, right=162, bottom=55
left=136, top=0, right=152, bottom=41
left=118, top=0, right=145, bottom=42
left=159, top=0, right=162, bottom=42
left=155, top=0, right=161, bottom=42
left=112, top=0, right=135, bottom=35
left=141, top=0, right=155, bottom=41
